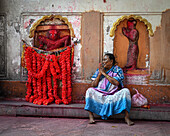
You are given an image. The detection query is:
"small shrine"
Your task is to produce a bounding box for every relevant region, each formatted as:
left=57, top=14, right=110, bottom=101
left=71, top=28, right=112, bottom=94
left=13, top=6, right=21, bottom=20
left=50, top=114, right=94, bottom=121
left=110, top=15, right=154, bottom=84
left=21, top=15, right=75, bottom=105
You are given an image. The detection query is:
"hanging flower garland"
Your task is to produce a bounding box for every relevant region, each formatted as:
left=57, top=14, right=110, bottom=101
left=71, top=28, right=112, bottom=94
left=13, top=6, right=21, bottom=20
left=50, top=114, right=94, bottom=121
left=59, top=51, right=68, bottom=105
left=65, top=47, right=72, bottom=103
left=32, top=51, right=38, bottom=104
left=43, top=67, right=54, bottom=105
left=50, top=55, right=62, bottom=104
left=36, top=53, right=43, bottom=105
left=23, top=45, right=74, bottom=105
left=41, top=55, right=48, bottom=103
left=25, top=47, right=32, bottom=102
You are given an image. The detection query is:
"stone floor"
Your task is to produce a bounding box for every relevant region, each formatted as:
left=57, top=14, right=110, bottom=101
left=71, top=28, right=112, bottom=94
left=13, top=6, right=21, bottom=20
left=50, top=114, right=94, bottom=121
left=0, top=116, right=170, bottom=136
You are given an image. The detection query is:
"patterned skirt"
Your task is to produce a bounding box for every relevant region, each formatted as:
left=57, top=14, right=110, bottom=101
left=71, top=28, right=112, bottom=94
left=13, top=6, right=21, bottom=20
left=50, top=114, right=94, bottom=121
left=84, top=88, right=131, bottom=120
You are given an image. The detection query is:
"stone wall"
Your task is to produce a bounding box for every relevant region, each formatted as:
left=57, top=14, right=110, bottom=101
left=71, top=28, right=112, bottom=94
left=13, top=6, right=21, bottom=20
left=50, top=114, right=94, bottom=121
left=0, top=0, right=169, bottom=104
left=0, top=0, right=169, bottom=82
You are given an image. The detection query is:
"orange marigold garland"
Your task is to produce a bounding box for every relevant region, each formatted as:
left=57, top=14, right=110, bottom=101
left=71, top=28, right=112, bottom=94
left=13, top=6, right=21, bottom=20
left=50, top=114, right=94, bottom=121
left=60, top=52, right=68, bottom=105
left=45, top=66, right=54, bottom=105
left=66, top=47, right=72, bottom=103
left=24, top=45, right=74, bottom=105
left=36, top=53, right=43, bottom=105
left=50, top=55, right=62, bottom=104
left=25, top=47, right=32, bottom=101
left=42, top=55, right=48, bottom=103
left=32, top=51, right=39, bottom=104
left=53, top=55, right=61, bottom=74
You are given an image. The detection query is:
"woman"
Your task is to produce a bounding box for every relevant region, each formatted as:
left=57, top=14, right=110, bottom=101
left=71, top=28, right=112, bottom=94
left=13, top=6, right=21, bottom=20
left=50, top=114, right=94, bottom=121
left=84, top=53, right=134, bottom=126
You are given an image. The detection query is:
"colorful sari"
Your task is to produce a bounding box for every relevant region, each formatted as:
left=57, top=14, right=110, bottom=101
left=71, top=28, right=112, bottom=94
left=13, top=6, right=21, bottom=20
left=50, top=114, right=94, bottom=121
left=84, top=65, right=131, bottom=120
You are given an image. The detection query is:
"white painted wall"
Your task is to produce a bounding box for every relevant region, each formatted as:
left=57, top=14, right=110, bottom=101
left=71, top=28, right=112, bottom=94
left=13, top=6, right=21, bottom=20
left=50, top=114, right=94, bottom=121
left=0, top=0, right=169, bottom=80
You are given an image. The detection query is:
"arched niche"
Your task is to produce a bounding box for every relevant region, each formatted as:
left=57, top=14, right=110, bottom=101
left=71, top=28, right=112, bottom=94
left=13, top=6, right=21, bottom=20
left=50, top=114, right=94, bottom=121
left=110, top=15, right=154, bottom=74
left=29, top=15, right=75, bottom=49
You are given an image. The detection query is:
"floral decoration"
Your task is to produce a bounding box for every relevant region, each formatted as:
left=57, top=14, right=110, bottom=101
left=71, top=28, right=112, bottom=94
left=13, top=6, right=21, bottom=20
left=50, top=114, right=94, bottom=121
left=23, top=44, right=74, bottom=105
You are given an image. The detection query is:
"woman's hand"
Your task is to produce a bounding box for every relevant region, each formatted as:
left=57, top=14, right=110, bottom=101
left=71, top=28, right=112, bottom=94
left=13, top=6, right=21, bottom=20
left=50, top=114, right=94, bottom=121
left=99, top=63, right=120, bottom=86
left=91, top=63, right=103, bottom=87
left=99, top=63, right=106, bottom=75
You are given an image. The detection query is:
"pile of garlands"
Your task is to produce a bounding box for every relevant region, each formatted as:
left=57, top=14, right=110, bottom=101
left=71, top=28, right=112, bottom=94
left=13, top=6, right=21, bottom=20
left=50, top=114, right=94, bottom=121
left=22, top=44, right=74, bottom=105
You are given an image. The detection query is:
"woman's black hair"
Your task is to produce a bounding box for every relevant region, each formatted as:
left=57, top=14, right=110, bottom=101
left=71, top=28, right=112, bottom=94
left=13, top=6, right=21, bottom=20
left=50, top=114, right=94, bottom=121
left=105, top=53, right=116, bottom=65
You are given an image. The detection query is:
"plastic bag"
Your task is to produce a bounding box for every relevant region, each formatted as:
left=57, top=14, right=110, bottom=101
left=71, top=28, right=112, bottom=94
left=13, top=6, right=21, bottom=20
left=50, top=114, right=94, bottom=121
left=131, top=89, right=148, bottom=107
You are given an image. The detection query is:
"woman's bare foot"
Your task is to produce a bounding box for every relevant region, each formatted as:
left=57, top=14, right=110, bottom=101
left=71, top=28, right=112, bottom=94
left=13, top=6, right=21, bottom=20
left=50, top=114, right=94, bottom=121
left=125, top=117, right=134, bottom=126
left=89, top=111, right=95, bottom=124
left=89, top=120, right=95, bottom=124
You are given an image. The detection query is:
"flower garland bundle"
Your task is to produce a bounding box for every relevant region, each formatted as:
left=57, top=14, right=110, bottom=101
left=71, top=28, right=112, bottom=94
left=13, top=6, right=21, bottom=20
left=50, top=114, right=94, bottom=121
left=50, top=55, right=62, bottom=104
left=36, top=53, right=43, bottom=105
left=24, top=45, right=74, bottom=105
left=52, top=55, right=61, bottom=80
left=24, top=47, right=49, bottom=104
left=25, top=47, right=33, bottom=102
left=31, top=51, right=38, bottom=104
left=43, top=68, right=54, bottom=105
left=53, top=76, right=62, bottom=104
left=25, top=49, right=50, bottom=79
left=25, top=71, right=32, bottom=101
left=42, top=55, right=47, bottom=102
left=58, top=47, right=73, bottom=104
left=59, top=52, right=68, bottom=105
left=65, top=47, right=72, bottom=103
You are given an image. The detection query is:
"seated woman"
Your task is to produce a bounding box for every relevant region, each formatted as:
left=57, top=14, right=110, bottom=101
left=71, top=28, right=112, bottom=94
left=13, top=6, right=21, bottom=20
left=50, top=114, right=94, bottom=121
left=84, top=53, right=134, bottom=126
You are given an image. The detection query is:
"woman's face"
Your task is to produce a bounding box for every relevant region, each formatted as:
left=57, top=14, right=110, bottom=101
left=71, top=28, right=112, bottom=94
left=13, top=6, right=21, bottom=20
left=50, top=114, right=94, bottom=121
left=102, top=55, right=113, bottom=69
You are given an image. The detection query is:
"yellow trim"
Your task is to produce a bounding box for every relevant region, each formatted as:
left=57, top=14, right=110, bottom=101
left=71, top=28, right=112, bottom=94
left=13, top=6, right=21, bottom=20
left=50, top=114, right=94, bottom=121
left=29, top=15, right=75, bottom=38
left=21, top=44, right=27, bottom=69
left=110, top=15, right=154, bottom=37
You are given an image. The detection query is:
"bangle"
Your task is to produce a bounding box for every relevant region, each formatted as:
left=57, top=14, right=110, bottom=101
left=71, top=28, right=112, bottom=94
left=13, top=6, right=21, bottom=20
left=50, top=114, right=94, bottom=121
left=106, top=75, right=109, bottom=79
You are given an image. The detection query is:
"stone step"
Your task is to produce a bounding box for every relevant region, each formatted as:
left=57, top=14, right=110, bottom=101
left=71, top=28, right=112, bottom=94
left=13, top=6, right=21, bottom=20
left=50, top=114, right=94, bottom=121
left=0, top=100, right=170, bottom=121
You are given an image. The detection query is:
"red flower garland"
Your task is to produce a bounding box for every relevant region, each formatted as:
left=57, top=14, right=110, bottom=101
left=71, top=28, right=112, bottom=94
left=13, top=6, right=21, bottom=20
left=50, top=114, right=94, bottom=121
left=59, top=52, right=68, bottom=105
left=50, top=56, right=62, bottom=104
left=42, top=55, right=47, bottom=103
left=65, top=47, right=72, bottom=103
left=24, top=45, right=74, bottom=105
left=25, top=48, right=50, bottom=79
left=32, top=51, right=39, bottom=104
left=25, top=47, right=32, bottom=101
left=44, top=67, right=54, bottom=105
left=36, top=53, right=43, bottom=105
left=53, top=55, right=61, bottom=74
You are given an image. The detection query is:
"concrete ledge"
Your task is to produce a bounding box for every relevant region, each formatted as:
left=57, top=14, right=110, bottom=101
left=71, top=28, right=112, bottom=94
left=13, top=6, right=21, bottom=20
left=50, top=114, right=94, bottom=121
left=0, top=100, right=170, bottom=121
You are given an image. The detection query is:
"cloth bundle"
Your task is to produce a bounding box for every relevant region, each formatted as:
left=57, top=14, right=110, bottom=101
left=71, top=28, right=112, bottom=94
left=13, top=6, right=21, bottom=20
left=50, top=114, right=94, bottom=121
left=131, top=89, right=148, bottom=107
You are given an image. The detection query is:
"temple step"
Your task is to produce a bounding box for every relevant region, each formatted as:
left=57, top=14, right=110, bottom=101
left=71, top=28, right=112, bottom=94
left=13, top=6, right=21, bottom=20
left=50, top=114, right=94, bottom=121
left=0, top=100, right=170, bottom=121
